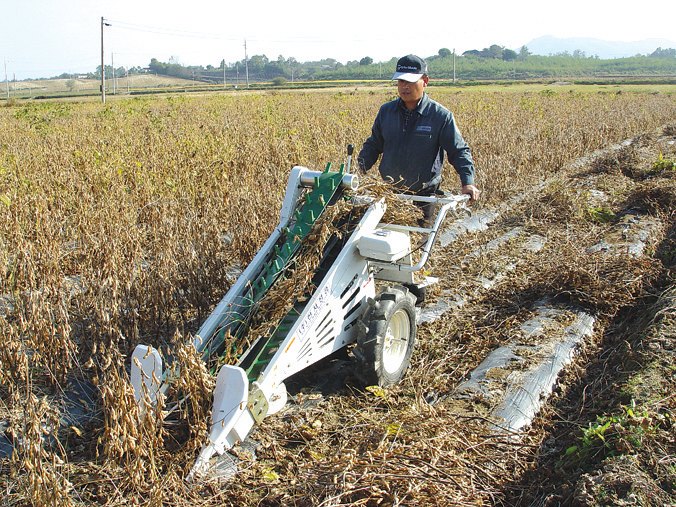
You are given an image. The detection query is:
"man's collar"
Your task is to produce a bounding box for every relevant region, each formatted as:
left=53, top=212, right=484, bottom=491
left=398, top=93, right=430, bottom=115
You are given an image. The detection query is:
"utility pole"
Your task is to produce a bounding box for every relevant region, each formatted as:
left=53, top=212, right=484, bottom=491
left=4, top=60, right=8, bottom=101
left=223, top=60, right=226, bottom=89
left=111, top=52, right=115, bottom=95
left=244, top=39, right=249, bottom=89
left=101, top=17, right=106, bottom=103
left=453, top=48, right=456, bottom=84
left=100, top=17, right=111, bottom=102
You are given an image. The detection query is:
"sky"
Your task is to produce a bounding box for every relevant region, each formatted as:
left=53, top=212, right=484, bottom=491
left=2, top=0, right=674, bottom=80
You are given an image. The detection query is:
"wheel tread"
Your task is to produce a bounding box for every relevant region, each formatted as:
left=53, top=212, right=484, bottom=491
left=354, top=285, right=417, bottom=387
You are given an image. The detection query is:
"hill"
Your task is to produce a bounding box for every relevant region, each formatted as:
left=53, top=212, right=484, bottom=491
left=524, top=35, right=676, bottom=58
left=6, top=75, right=200, bottom=100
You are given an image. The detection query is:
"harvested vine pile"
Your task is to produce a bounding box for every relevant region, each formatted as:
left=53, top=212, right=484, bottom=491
left=1, top=86, right=675, bottom=506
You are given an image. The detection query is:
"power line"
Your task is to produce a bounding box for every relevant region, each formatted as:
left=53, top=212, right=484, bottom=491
left=104, top=19, right=338, bottom=46
left=105, top=19, right=238, bottom=41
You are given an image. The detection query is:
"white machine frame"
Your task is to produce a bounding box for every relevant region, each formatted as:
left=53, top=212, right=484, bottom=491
left=130, top=165, right=468, bottom=479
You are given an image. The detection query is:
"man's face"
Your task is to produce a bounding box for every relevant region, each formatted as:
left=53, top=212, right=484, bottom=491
left=397, top=76, right=428, bottom=109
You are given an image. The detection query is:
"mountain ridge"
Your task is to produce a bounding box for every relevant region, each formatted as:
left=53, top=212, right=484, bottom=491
left=522, top=35, right=676, bottom=59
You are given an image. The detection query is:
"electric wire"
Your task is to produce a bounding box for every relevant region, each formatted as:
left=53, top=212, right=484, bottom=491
left=105, top=19, right=237, bottom=41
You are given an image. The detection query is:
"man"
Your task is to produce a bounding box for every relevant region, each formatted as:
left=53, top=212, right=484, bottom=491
left=358, top=54, right=480, bottom=223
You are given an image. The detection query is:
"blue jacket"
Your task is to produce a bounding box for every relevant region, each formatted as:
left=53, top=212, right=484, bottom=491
left=358, top=93, right=475, bottom=193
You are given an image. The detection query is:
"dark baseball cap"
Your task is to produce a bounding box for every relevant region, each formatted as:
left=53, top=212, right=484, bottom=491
left=392, top=54, right=428, bottom=82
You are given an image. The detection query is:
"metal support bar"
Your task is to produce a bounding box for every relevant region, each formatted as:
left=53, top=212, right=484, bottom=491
left=374, top=193, right=469, bottom=273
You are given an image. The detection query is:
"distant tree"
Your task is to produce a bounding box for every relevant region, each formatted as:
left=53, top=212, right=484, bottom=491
left=518, top=45, right=531, bottom=61
left=573, top=49, right=587, bottom=59
left=93, top=65, right=115, bottom=79
left=149, top=58, right=166, bottom=74
left=486, top=44, right=504, bottom=59
left=263, top=61, right=285, bottom=77
left=319, top=58, right=338, bottom=68
left=148, top=58, right=190, bottom=78
left=248, top=55, right=269, bottom=73
left=462, top=49, right=481, bottom=58
left=360, top=56, right=373, bottom=66
left=650, top=47, right=676, bottom=58
left=465, top=46, right=504, bottom=59
left=438, top=48, right=452, bottom=58
left=502, top=49, right=518, bottom=61
left=272, top=76, right=288, bottom=86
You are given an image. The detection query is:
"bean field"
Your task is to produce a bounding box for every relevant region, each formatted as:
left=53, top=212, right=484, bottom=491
left=1, top=85, right=676, bottom=506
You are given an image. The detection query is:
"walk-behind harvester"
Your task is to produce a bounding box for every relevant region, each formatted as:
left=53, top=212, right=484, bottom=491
left=131, top=151, right=468, bottom=479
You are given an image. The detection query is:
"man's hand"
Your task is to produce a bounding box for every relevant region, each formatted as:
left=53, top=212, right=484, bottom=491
left=357, top=157, right=369, bottom=175
left=462, top=184, right=481, bottom=202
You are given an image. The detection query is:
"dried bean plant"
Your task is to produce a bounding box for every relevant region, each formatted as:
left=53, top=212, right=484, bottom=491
left=0, top=87, right=674, bottom=505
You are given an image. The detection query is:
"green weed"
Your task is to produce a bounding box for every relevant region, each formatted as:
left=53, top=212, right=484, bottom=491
left=562, top=400, right=659, bottom=468
left=585, top=205, right=616, bottom=223
left=649, top=152, right=675, bottom=174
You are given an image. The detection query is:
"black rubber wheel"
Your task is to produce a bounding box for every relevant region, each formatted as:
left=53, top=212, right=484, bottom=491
left=353, top=285, right=417, bottom=387
left=405, top=283, right=427, bottom=306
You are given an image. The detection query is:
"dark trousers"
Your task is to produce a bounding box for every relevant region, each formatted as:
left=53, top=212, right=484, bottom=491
left=414, top=185, right=438, bottom=227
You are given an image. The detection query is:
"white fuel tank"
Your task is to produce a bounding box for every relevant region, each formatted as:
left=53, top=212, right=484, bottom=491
left=357, top=229, right=411, bottom=262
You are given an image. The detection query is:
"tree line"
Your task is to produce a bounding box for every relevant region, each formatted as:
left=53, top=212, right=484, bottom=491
left=56, top=45, right=676, bottom=83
